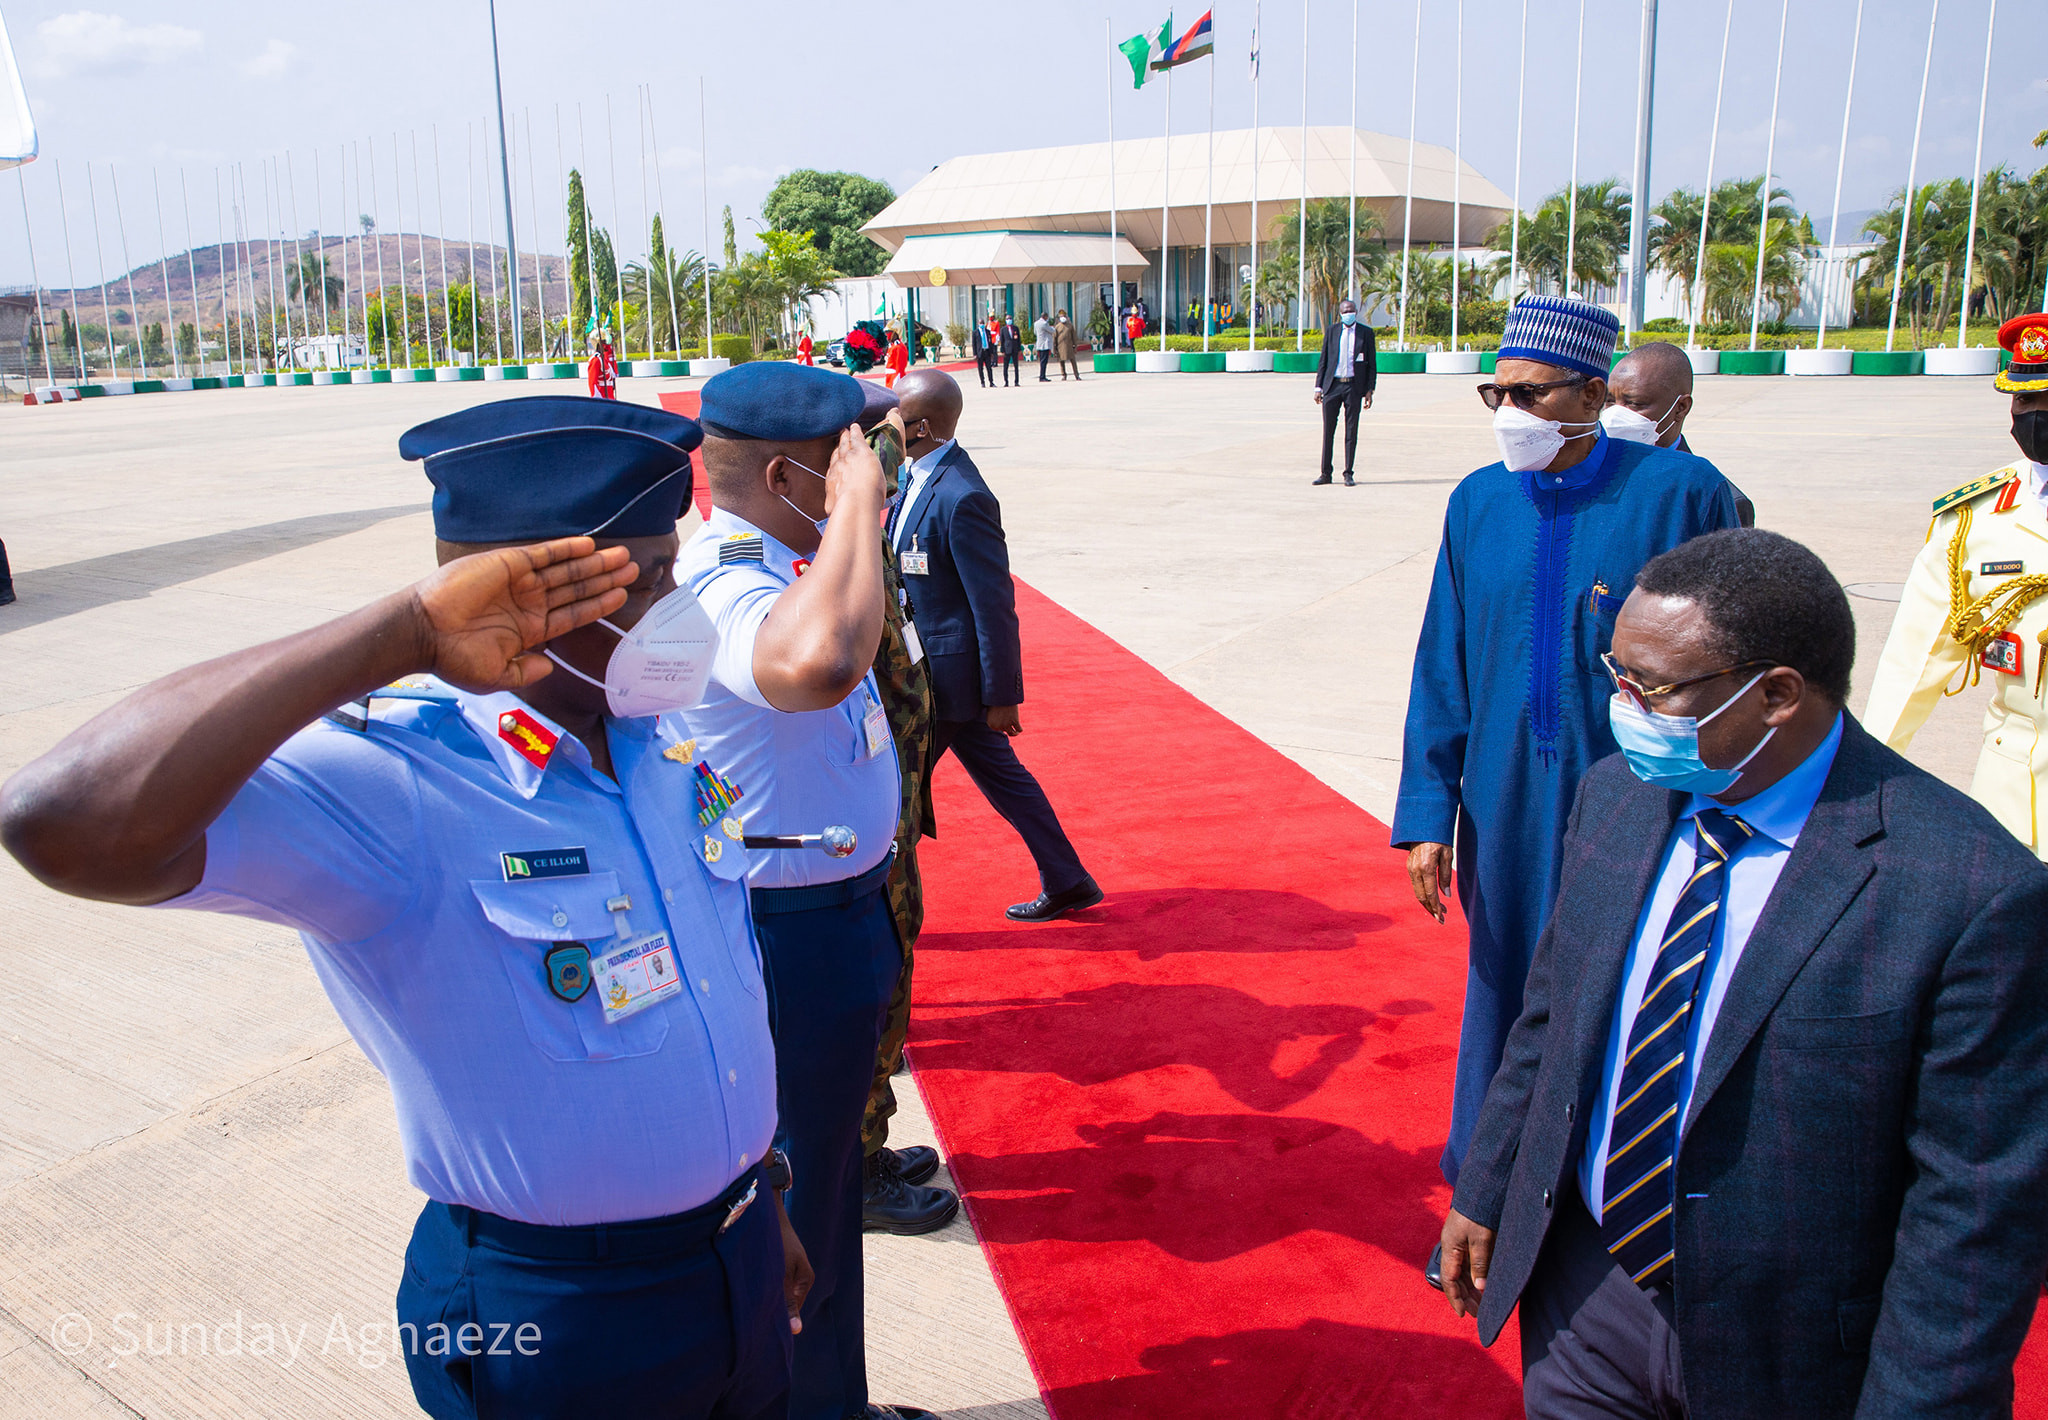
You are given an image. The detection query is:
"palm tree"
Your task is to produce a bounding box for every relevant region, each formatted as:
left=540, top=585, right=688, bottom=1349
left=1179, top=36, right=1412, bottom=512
left=1269, top=198, right=1389, bottom=327
left=286, top=253, right=344, bottom=324
left=624, top=215, right=707, bottom=355
left=760, top=228, right=838, bottom=342
left=1486, top=181, right=1630, bottom=298
left=1647, top=177, right=1799, bottom=324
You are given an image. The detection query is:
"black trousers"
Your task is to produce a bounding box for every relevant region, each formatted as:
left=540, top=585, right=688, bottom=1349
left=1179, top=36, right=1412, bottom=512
left=1521, top=1191, right=1687, bottom=1419
left=1319, top=379, right=1366, bottom=477
left=976, top=352, right=995, bottom=387
left=1037, top=348, right=1052, bottom=380
left=932, top=717, right=1087, bottom=894
left=1001, top=353, right=1020, bottom=386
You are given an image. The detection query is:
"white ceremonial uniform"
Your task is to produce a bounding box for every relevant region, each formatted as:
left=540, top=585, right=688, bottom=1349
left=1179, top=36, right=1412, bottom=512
left=1865, top=459, right=2048, bottom=858
left=677, top=508, right=903, bottom=888
left=158, top=680, right=775, bottom=1226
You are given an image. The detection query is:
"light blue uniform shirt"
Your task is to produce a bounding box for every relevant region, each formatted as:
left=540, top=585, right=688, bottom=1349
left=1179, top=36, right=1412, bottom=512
left=162, top=682, right=778, bottom=1227
left=1580, top=712, right=1844, bottom=1220
left=677, top=508, right=902, bottom=889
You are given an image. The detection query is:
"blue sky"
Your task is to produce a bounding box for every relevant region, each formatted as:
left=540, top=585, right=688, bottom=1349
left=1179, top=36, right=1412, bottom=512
left=2, top=0, right=2043, bottom=287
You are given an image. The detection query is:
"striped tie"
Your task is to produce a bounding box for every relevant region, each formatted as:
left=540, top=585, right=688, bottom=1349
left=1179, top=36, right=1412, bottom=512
left=1600, top=807, right=1752, bottom=1290
left=886, top=484, right=909, bottom=541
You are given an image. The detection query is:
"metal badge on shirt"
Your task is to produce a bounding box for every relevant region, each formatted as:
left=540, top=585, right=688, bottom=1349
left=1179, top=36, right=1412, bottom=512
left=594, top=932, right=683, bottom=1022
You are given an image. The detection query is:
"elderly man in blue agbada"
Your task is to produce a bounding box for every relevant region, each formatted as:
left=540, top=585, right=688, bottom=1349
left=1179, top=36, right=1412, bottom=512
left=1392, top=298, right=1742, bottom=1232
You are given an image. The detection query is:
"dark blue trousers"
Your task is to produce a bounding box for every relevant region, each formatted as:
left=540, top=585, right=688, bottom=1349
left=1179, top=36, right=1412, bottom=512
left=396, top=1171, right=790, bottom=1420
left=931, top=718, right=1088, bottom=895
left=751, top=877, right=902, bottom=1420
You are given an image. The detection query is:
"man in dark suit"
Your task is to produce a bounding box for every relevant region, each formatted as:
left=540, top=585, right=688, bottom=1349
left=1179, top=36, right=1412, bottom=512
left=998, top=318, right=1022, bottom=388
left=972, top=316, right=1000, bottom=389
left=1438, top=527, right=2048, bottom=1419
left=889, top=370, right=1101, bottom=921
left=1312, top=299, right=1377, bottom=485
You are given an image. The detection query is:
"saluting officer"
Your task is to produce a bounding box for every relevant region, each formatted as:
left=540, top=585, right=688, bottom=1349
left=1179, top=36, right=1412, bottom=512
left=679, top=362, right=945, bottom=1420
left=1866, top=312, right=2048, bottom=858
left=0, top=396, right=811, bottom=1420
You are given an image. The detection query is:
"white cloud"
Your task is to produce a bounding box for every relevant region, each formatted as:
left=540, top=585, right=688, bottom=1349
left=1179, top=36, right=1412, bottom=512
left=239, top=39, right=295, bottom=80
left=33, top=11, right=202, bottom=78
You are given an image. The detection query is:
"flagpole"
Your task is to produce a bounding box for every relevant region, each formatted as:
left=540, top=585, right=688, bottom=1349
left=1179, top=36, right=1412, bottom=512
left=1747, top=0, right=1788, bottom=352
left=1396, top=0, right=1418, bottom=350
left=87, top=164, right=117, bottom=375
left=1566, top=0, right=1583, bottom=297
left=312, top=150, right=330, bottom=340
left=1625, top=1, right=1656, bottom=334
left=263, top=160, right=282, bottom=368
left=486, top=0, right=522, bottom=361
left=605, top=94, right=623, bottom=345
left=1294, top=0, right=1307, bottom=351
left=1204, top=42, right=1215, bottom=352
left=178, top=170, right=203, bottom=373
left=579, top=103, right=599, bottom=345
left=152, top=170, right=181, bottom=376
left=1687, top=1, right=1731, bottom=350
left=1160, top=34, right=1172, bottom=347
left=1887, top=0, right=1939, bottom=354
left=111, top=164, right=149, bottom=377
left=699, top=78, right=713, bottom=356
left=1346, top=0, right=1357, bottom=303
left=407, top=133, right=426, bottom=365
left=482, top=125, right=503, bottom=363
left=15, top=169, right=55, bottom=388
left=1250, top=0, right=1261, bottom=353
left=1955, top=0, right=1996, bottom=350
left=1816, top=1, right=1863, bottom=352
left=556, top=104, right=572, bottom=359
left=1107, top=16, right=1121, bottom=354
left=214, top=166, right=236, bottom=375
left=371, top=139, right=391, bottom=367
left=1450, top=0, right=1463, bottom=352
left=286, top=152, right=310, bottom=351
left=642, top=96, right=680, bottom=357
left=55, top=160, right=89, bottom=380
left=526, top=110, right=551, bottom=362
left=434, top=127, right=454, bottom=360
left=1508, top=0, right=1526, bottom=307
left=638, top=85, right=654, bottom=360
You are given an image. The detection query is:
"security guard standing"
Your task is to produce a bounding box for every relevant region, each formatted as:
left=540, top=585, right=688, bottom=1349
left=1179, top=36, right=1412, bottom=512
left=0, top=396, right=811, bottom=1419
left=679, top=362, right=941, bottom=1420
left=1866, top=312, right=2048, bottom=858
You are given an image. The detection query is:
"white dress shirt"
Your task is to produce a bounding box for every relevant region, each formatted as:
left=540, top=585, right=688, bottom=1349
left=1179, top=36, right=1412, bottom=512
left=1579, top=711, right=1845, bottom=1220
left=891, top=439, right=954, bottom=551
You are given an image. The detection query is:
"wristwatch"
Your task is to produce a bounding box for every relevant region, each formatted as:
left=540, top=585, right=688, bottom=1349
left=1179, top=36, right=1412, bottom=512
left=763, top=1148, right=793, bottom=1195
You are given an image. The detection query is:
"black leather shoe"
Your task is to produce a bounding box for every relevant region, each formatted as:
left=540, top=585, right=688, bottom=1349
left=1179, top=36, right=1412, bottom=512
left=1311, top=474, right=1333, bottom=485
left=1343, top=473, right=1356, bottom=486
left=862, top=1152, right=959, bottom=1234
left=1006, top=877, right=1104, bottom=922
left=879, top=1144, right=940, bottom=1185
left=1424, top=1240, right=1445, bottom=1292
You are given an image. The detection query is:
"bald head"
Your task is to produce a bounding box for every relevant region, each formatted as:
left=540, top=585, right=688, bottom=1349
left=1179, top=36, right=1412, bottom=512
left=1607, top=342, right=1696, bottom=448
left=897, top=368, right=964, bottom=451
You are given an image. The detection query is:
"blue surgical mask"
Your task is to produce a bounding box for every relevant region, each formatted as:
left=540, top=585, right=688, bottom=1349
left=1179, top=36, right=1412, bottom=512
left=778, top=456, right=830, bottom=535
left=1341, top=312, right=1358, bottom=326
left=1607, top=670, right=1776, bottom=794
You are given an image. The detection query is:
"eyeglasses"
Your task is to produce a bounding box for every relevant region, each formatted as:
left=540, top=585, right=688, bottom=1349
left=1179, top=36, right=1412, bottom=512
left=1600, top=653, right=1775, bottom=711
left=1477, top=376, right=1588, bottom=412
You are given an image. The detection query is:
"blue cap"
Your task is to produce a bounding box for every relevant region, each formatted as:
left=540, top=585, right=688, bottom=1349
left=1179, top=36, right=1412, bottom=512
left=399, top=396, right=703, bottom=543
left=1498, top=296, right=1622, bottom=381
left=857, top=380, right=900, bottom=431
left=699, top=362, right=865, bottom=442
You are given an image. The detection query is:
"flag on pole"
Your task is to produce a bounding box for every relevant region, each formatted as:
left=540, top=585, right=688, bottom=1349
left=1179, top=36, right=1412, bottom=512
left=1119, top=16, right=1174, bottom=89
left=1249, top=14, right=1261, bottom=80
left=1155, top=12, right=1215, bottom=70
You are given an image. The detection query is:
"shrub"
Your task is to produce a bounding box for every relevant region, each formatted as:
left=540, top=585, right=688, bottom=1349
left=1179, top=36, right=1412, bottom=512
left=712, top=333, right=753, bottom=365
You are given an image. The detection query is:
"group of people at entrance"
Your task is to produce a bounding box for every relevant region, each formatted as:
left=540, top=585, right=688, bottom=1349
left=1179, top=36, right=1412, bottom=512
left=973, top=311, right=1080, bottom=388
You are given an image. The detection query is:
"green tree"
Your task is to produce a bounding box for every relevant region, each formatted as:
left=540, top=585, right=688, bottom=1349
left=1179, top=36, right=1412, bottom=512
left=176, top=321, right=197, bottom=357
left=566, top=168, right=596, bottom=334
left=144, top=322, right=168, bottom=366
left=1487, top=181, right=1631, bottom=298
left=761, top=169, right=896, bottom=278
left=760, top=228, right=838, bottom=339
left=1646, top=177, right=1799, bottom=323
left=1269, top=198, right=1388, bottom=327
left=286, top=253, right=344, bottom=318
left=624, top=214, right=707, bottom=354
left=723, top=205, right=737, bottom=266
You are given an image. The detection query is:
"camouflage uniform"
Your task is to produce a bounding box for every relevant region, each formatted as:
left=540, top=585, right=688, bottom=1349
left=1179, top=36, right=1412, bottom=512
left=862, top=421, right=937, bottom=1155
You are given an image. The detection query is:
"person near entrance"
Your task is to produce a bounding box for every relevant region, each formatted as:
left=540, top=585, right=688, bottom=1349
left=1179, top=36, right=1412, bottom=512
left=1054, top=310, right=1081, bottom=381
left=999, top=316, right=1022, bottom=388
left=1033, top=312, right=1054, bottom=382
left=972, top=315, right=1000, bottom=389
left=1312, top=299, right=1377, bottom=486
left=891, top=369, right=1102, bottom=921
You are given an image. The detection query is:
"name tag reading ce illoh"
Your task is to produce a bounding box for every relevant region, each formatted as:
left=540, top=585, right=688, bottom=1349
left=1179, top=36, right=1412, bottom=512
left=595, top=933, right=682, bottom=1023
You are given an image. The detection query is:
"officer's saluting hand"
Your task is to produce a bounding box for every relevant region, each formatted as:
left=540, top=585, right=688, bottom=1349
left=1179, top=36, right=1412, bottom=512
left=2, top=397, right=812, bottom=1420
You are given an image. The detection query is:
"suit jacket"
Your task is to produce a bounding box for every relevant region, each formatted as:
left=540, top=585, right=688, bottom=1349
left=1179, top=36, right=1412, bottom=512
left=1451, top=719, right=2048, bottom=1420
left=973, top=325, right=1001, bottom=361
left=1315, top=322, right=1378, bottom=395
left=999, top=323, right=1022, bottom=358
left=889, top=445, right=1024, bottom=721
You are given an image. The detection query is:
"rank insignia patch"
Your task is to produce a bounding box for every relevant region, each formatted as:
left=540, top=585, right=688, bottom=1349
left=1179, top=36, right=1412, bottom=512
left=501, top=846, right=589, bottom=881
left=545, top=942, right=592, bottom=1002
left=693, top=762, right=744, bottom=825
left=661, top=738, right=699, bottom=764
left=1983, top=560, right=2025, bottom=576
left=497, top=709, right=559, bottom=768
left=703, top=835, right=723, bottom=863
left=722, top=816, right=744, bottom=841
left=718, top=534, right=765, bottom=565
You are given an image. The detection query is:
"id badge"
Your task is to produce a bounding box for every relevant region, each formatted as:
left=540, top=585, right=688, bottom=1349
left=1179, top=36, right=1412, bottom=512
left=863, top=695, right=890, bottom=759
left=1981, top=630, right=2024, bottom=677
left=901, top=620, right=924, bottom=666
left=899, top=536, right=930, bottom=577
left=594, top=932, right=683, bottom=1023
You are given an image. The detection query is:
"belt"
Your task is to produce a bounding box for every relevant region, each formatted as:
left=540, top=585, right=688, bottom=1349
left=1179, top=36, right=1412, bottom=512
left=748, top=848, right=895, bottom=917
left=447, top=1165, right=763, bottom=1261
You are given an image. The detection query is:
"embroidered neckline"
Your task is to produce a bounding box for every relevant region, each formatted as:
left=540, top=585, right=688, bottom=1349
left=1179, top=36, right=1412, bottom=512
left=1523, top=438, right=1620, bottom=766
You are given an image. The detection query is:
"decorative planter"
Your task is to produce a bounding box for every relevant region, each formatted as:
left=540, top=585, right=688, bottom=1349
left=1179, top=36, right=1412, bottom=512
left=434, top=366, right=483, bottom=382
left=1135, top=351, right=1182, bottom=373
left=1377, top=351, right=1427, bottom=374
left=1092, top=352, right=1137, bottom=373
left=282, top=372, right=314, bottom=385
left=1717, top=350, right=1786, bottom=376
left=689, top=357, right=732, bottom=376
left=367, top=369, right=392, bottom=383
left=526, top=363, right=562, bottom=380
left=1225, top=349, right=1275, bottom=372
left=74, top=384, right=108, bottom=397
left=1425, top=351, right=1483, bottom=374
left=312, top=371, right=348, bottom=386
left=1478, top=353, right=1499, bottom=374
left=1851, top=351, right=1924, bottom=377
left=160, top=377, right=195, bottom=392
left=1923, top=347, right=2000, bottom=377
left=1179, top=351, right=1227, bottom=373
left=1273, top=351, right=1320, bottom=374
left=190, top=377, right=223, bottom=391
left=1785, top=349, right=1853, bottom=377
left=1684, top=347, right=1721, bottom=376
left=132, top=379, right=166, bottom=394
left=484, top=364, right=528, bottom=380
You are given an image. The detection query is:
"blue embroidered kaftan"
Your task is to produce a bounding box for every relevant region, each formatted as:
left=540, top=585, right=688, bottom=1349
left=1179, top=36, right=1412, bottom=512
left=1391, top=431, right=1740, bottom=1184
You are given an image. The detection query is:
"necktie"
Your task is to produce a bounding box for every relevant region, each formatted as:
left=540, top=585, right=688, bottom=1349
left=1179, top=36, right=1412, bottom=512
left=1600, top=807, right=1752, bottom=1290
left=886, top=482, right=909, bottom=542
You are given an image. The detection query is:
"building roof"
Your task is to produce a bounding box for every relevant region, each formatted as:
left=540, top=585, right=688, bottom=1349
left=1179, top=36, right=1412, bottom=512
left=882, top=231, right=1151, bottom=289
left=862, top=126, right=1513, bottom=256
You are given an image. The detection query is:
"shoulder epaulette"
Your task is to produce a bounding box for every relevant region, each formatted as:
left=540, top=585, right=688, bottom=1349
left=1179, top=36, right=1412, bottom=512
left=1932, top=465, right=2023, bottom=516
left=321, top=678, right=457, bottom=733
left=718, top=533, right=765, bottom=565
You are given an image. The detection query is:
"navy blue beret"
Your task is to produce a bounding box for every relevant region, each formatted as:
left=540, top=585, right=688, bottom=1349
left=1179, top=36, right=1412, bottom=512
left=857, top=381, right=899, bottom=431
left=698, top=362, right=865, bottom=442
left=399, top=396, right=702, bottom=543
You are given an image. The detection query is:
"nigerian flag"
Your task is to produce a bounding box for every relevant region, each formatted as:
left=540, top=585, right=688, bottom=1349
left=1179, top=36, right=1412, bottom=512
left=1118, top=15, right=1172, bottom=89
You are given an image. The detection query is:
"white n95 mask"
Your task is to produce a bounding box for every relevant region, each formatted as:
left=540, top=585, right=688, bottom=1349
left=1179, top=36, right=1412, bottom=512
left=545, top=585, right=720, bottom=717
left=1493, top=405, right=1597, bottom=474
left=1600, top=398, right=1679, bottom=447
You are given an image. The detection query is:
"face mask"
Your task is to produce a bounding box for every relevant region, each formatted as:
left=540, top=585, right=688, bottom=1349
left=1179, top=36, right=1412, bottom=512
left=1341, top=312, right=1358, bottom=326
left=2013, top=410, right=2048, bottom=467
left=545, top=584, right=719, bottom=718
left=777, top=456, right=830, bottom=535
left=1493, top=404, right=1598, bottom=474
left=1600, top=397, right=1680, bottom=446
left=1608, top=670, right=1776, bottom=794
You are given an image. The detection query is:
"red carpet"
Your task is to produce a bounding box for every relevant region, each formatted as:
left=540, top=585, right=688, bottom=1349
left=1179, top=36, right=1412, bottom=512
left=906, top=582, right=2048, bottom=1418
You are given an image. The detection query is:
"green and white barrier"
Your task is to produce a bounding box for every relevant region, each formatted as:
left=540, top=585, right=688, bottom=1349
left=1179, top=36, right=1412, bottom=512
left=1135, top=351, right=1182, bottom=373
left=484, top=365, right=528, bottom=380
left=1179, top=352, right=1227, bottom=373
left=1786, top=350, right=1853, bottom=376
left=1852, top=351, right=1922, bottom=376
left=1224, top=350, right=1274, bottom=372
